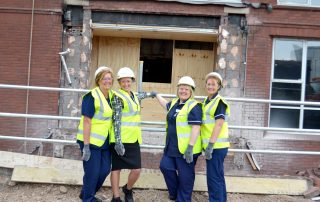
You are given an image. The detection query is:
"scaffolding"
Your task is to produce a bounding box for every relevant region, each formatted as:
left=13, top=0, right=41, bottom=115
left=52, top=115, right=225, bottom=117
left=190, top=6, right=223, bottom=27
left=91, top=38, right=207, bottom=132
left=0, top=83, right=320, bottom=155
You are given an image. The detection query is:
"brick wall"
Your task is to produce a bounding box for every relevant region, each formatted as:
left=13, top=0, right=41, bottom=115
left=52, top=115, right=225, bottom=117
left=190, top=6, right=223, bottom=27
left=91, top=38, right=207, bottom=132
left=0, top=0, right=62, bottom=154
left=243, top=2, right=320, bottom=175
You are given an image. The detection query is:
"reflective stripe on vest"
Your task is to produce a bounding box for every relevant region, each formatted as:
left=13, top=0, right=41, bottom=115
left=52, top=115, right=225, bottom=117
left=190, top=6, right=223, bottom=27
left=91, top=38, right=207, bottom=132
left=201, top=95, right=230, bottom=149
left=109, top=89, right=142, bottom=144
left=76, top=87, right=113, bottom=147
left=167, top=98, right=202, bottom=154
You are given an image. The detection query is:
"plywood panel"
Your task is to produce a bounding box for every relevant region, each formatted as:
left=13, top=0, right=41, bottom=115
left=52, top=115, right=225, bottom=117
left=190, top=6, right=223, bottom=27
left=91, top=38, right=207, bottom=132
left=172, top=47, right=215, bottom=96
left=97, top=37, right=140, bottom=90
left=140, top=82, right=172, bottom=122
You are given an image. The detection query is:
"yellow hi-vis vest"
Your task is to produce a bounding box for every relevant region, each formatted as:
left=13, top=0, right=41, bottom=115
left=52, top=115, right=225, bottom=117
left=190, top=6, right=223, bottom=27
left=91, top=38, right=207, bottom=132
left=167, top=98, right=202, bottom=154
left=109, top=89, right=142, bottom=144
left=77, top=87, right=113, bottom=147
left=201, top=94, right=230, bottom=150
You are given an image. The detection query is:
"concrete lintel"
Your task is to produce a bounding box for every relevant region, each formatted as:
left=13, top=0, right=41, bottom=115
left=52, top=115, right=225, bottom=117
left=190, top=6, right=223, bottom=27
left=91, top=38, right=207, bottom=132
left=224, top=7, right=250, bottom=14
left=64, top=0, right=89, bottom=6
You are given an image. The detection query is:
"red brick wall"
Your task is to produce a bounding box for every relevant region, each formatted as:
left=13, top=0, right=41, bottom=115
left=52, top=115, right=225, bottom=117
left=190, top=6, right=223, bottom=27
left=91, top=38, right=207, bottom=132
left=0, top=0, right=62, bottom=153
left=244, top=3, right=320, bottom=175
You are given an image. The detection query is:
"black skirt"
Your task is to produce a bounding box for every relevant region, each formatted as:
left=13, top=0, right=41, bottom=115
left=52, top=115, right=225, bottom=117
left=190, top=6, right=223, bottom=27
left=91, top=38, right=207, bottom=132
left=110, top=141, right=141, bottom=171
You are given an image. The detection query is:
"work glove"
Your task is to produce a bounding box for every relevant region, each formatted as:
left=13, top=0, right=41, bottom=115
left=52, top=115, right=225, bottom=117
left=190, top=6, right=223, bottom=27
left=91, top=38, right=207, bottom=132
left=82, top=144, right=91, bottom=161
left=183, top=144, right=194, bottom=164
left=149, top=91, right=157, bottom=98
left=205, top=142, right=214, bottom=160
left=115, top=141, right=125, bottom=156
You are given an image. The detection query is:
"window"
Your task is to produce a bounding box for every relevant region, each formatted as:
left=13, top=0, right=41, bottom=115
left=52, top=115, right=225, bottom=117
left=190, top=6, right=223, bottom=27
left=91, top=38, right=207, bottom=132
left=270, top=39, right=320, bottom=129
left=140, top=39, right=173, bottom=83
left=278, top=0, right=320, bottom=7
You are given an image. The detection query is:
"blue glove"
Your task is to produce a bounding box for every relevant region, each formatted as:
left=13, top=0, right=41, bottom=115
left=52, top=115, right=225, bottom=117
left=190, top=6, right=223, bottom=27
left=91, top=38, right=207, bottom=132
left=115, top=141, right=125, bottom=156
left=205, top=142, right=214, bottom=160
left=82, top=144, right=91, bottom=161
left=149, top=91, right=157, bottom=98
left=183, top=144, right=194, bottom=163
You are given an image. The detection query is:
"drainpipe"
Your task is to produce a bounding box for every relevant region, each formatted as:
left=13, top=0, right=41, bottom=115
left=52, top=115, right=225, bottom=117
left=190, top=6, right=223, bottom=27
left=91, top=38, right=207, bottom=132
left=59, top=48, right=71, bottom=85
left=24, top=0, right=35, bottom=153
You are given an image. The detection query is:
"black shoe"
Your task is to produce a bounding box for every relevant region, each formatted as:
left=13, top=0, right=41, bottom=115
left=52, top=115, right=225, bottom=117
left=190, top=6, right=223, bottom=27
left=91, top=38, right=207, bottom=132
left=122, top=184, right=134, bottom=202
left=111, top=196, right=122, bottom=202
left=169, top=195, right=176, bottom=200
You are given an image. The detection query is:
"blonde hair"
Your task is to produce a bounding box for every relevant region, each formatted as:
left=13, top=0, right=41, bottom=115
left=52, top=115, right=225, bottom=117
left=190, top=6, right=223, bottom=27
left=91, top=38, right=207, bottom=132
left=95, top=69, right=114, bottom=87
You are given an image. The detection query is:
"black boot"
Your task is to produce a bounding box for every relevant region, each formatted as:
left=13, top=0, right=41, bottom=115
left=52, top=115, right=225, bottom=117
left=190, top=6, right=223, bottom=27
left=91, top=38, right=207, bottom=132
left=111, top=196, right=122, bottom=202
left=122, top=184, right=134, bottom=202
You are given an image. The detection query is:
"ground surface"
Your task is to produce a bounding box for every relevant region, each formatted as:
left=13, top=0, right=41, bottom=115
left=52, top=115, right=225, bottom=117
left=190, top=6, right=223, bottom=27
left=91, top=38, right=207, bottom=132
left=0, top=179, right=313, bottom=202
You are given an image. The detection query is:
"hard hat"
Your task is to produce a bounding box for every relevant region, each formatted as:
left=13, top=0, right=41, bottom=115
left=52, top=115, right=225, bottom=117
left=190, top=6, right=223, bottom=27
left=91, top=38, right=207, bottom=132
left=205, top=72, right=223, bottom=84
left=94, top=66, right=113, bottom=79
left=177, top=76, right=196, bottom=89
left=117, top=67, right=135, bottom=80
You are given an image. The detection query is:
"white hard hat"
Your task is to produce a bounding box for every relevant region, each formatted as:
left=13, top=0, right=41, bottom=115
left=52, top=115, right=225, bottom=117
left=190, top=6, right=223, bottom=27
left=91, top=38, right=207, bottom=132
left=94, top=66, right=112, bottom=79
left=205, top=72, right=223, bottom=84
left=177, top=76, right=196, bottom=89
left=117, top=67, right=135, bottom=80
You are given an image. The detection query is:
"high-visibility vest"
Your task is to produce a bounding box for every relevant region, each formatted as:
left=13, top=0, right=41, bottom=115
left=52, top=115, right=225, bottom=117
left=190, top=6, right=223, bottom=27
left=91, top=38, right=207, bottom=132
left=167, top=98, right=202, bottom=154
left=109, top=89, right=142, bottom=144
left=77, top=87, right=113, bottom=147
left=201, top=94, right=230, bottom=149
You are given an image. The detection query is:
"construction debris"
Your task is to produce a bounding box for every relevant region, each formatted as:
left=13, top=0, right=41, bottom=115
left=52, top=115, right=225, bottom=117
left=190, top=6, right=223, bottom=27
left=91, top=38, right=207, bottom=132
left=303, top=187, right=320, bottom=199
left=297, top=166, right=320, bottom=189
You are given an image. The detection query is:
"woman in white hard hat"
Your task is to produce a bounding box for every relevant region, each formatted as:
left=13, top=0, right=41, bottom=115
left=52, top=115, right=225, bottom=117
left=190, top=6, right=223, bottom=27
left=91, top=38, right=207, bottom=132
left=152, top=76, right=202, bottom=202
left=201, top=72, right=230, bottom=202
left=110, top=67, right=153, bottom=202
left=76, top=66, right=114, bottom=202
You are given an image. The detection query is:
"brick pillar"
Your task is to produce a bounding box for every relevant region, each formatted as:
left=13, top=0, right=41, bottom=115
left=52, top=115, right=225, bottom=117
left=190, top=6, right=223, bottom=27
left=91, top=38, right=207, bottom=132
left=216, top=16, right=247, bottom=169
left=55, top=9, right=92, bottom=157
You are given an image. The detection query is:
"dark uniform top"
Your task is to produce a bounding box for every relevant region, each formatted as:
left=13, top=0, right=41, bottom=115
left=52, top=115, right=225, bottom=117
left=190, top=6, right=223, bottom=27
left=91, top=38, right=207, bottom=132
left=165, top=99, right=203, bottom=157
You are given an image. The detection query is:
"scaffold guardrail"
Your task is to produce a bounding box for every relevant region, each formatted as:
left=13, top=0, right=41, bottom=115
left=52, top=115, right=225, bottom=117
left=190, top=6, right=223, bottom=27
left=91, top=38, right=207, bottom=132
left=0, top=83, right=320, bottom=155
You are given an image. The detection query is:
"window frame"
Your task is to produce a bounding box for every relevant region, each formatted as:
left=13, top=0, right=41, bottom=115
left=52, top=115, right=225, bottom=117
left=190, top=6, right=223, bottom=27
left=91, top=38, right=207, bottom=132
left=269, top=38, right=320, bottom=129
left=277, top=0, right=320, bottom=8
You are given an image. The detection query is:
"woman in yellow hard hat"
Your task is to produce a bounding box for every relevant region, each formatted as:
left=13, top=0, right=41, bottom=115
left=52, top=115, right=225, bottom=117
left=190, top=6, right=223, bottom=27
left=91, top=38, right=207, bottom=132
left=110, top=67, right=153, bottom=202
left=152, top=76, right=202, bottom=202
left=77, top=66, right=114, bottom=202
left=201, top=72, right=230, bottom=202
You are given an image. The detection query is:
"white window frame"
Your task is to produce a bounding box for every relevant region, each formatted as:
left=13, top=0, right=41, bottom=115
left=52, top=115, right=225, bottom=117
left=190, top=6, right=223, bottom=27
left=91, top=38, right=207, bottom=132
left=269, top=38, right=320, bottom=129
left=277, top=0, right=320, bottom=7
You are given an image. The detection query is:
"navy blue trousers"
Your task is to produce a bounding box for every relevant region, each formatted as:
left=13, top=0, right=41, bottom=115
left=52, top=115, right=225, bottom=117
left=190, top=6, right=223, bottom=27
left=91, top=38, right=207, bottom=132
left=159, top=153, right=199, bottom=202
left=79, top=142, right=111, bottom=202
left=206, top=148, right=228, bottom=202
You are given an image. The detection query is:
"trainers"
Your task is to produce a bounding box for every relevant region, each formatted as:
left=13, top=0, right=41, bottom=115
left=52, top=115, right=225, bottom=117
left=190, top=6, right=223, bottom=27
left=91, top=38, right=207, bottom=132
left=111, top=196, right=122, bottom=202
left=122, top=184, right=134, bottom=202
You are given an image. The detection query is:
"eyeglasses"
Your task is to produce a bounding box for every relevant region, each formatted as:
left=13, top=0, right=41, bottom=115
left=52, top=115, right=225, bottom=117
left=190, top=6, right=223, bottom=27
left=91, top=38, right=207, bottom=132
left=101, top=77, right=113, bottom=81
